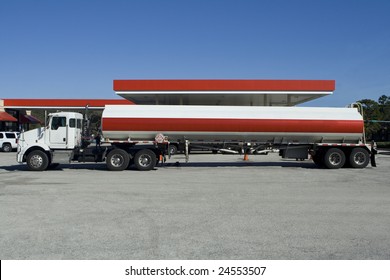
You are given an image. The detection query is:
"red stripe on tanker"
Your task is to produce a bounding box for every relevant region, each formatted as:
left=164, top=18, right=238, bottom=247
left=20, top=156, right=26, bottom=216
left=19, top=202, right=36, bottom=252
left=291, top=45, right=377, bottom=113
left=103, top=118, right=361, bottom=133
left=101, top=105, right=364, bottom=142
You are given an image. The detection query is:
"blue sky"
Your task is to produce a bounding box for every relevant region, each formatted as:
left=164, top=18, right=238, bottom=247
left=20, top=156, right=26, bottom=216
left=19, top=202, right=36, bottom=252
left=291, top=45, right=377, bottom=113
left=1, top=0, right=389, bottom=106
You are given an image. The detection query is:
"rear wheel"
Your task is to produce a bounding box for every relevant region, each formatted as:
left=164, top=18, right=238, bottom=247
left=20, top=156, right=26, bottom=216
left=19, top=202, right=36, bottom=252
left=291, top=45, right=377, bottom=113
left=134, top=149, right=157, bottom=171
left=2, top=143, right=12, bottom=152
left=26, top=150, right=49, bottom=171
left=106, top=149, right=129, bottom=171
left=349, top=148, right=370, bottom=168
left=323, top=148, right=345, bottom=169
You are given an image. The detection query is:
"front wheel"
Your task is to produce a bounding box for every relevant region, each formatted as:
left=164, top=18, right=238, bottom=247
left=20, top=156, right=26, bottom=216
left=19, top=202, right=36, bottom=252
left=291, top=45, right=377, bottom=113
left=106, top=149, right=130, bottom=171
left=134, top=149, right=157, bottom=171
left=26, top=150, right=49, bottom=171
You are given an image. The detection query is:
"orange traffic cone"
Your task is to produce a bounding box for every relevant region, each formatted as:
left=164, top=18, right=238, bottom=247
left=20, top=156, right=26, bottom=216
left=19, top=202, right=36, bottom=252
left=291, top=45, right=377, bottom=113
left=243, top=153, right=249, bottom=161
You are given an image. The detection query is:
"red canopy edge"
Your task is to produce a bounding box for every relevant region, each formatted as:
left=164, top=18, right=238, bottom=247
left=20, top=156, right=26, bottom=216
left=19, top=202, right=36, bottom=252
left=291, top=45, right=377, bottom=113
left=113, top=79, right=336, bottom=92
left=2, top=99, right=133, bottom=108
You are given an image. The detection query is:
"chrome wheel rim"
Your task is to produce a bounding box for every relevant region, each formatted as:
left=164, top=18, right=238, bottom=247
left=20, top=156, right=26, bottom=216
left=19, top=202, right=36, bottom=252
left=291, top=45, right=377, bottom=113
left=329, top=152, right=342, bottom=165
left=30, top=155, right=43, bottom=168
left=138, top=154, right=152, bottom=167
left=353, top=152, right=366, bottom=165
left=110, top=154, right=124, bottom=167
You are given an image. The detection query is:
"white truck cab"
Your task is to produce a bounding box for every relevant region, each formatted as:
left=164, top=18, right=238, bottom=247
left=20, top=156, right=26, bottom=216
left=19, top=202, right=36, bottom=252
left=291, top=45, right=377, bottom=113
left=17, top=112, right=83, bottom=170
left=47, top=112, right=83, bottom=149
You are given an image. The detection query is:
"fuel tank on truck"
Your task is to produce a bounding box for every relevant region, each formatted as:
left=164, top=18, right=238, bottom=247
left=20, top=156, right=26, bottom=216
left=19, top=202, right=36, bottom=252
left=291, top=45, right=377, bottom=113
left=101, top=105, right=364, bottom=144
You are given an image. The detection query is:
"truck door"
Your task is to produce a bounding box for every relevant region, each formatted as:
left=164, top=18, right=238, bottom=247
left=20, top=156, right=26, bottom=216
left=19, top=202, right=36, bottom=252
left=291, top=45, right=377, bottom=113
left=49, top=116, right=68, bottom=148
left=68, top=118, right=83, bottom=148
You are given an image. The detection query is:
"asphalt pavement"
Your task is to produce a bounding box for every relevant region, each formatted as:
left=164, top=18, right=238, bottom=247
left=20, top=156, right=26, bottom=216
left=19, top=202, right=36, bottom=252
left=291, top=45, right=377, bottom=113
left=0, top=151, right=389, bottom=259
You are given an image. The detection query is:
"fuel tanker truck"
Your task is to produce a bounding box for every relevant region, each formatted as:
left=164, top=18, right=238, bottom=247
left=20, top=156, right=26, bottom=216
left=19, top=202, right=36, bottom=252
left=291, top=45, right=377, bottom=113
left=16, top=104, right=376, bottom=171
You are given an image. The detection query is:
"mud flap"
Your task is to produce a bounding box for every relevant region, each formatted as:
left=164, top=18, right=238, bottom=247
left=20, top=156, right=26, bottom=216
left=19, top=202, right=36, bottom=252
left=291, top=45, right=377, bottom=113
left=370, top=141, right=377, bottom=167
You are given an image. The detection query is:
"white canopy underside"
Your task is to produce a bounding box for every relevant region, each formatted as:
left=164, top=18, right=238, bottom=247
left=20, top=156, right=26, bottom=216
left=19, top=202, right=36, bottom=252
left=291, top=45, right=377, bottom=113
left=116, top=91, right=332, bottom=106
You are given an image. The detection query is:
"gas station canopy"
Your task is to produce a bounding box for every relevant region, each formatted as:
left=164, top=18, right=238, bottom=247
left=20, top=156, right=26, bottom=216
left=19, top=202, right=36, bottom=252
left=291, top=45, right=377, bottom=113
left=1, top=99, right=133, bottom=110
left=114, top=79, right=335, bottom=106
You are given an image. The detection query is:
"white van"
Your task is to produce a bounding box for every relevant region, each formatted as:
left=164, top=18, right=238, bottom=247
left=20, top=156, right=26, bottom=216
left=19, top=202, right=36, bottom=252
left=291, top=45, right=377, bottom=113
left=0, top=132, right=20, bottom=152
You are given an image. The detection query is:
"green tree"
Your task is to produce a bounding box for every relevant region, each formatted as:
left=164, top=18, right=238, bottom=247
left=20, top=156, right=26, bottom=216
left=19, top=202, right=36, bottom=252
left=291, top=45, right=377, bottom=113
left=378, top=95, right=390, bottom=106
left=378, top=95, right=390, bottom=122
left=357, top=95, right=390, bottom=140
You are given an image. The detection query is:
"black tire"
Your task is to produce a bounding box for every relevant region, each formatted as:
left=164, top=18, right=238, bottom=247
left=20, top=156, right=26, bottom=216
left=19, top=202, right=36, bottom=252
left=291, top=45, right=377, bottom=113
left=323, top=148, right=346, bottom=169
left=134, top=149, right=157, bottom=171
left=349, top=147, right=370, bottom=168
left=26, top=150, right=49, bottom=171
left=106, top=149, right=130, bottom=171
left=169, top=144, right=178, bottom=155
left=2, top=143, right=12, bottom=152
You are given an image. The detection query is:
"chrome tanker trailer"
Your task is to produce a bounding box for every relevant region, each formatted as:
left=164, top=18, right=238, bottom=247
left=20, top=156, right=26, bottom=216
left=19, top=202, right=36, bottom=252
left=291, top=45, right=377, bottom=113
left=17, top=105, right=375, bottom=171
